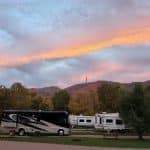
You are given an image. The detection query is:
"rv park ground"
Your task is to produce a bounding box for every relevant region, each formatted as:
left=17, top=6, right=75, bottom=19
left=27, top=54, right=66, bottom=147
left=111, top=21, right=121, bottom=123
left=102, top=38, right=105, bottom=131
left=0, top=141, right=149, bottom=150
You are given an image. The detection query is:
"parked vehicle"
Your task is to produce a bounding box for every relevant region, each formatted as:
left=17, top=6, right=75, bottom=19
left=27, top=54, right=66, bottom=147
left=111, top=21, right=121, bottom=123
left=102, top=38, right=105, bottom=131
left=94, top=112, right=125, bottom=132
left=1, top=110, right=70, bottom=136
left=69, top=115, right=95, bottom=128
left=69, top=112, right=126, bottom=132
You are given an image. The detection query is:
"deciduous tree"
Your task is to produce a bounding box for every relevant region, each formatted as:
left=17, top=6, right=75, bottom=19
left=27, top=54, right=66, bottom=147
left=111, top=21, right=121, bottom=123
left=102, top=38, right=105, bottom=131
left=52, top=90, right=70, bottom=111
left=97, top=83, right=121, bottom=112
left=69, top=90, right=99, bottom=115
left=120, top=84, right=150, bottom=140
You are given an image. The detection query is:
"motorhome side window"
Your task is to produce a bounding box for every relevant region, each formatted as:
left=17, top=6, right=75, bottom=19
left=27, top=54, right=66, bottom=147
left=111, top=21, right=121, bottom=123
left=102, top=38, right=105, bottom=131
left=10, top=114, right=17, bottom=121
left=1, top=112, right=7, bottom=119
left=18, top=115, right=30, bottom=124
left=79, top=119, right=84, bottom=122
left=106, top=119, right=113, bottom=123
left=116, top=119, right=123, bottom=125
left=2, top=112, right=17, bottom=122
left=58, top=118, right=67, bottom=125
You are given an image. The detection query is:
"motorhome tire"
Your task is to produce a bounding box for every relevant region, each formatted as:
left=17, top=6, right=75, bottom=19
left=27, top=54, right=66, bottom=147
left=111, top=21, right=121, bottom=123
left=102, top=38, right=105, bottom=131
left=58, top=129, right=64, bottom=136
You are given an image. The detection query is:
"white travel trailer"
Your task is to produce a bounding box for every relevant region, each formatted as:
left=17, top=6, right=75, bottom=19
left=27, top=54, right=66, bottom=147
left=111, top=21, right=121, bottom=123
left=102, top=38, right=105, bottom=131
left=69, top=115, right=95, bottom=128
left=94, top=112, right=125, bottom=131
left=69, top=115, right=78, bottom=128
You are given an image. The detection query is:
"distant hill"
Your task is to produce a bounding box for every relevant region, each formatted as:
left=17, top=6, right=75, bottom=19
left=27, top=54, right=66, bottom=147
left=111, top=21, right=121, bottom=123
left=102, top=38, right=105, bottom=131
left=65, top=80, right=117, bottom=94
left=30, top=86, right=60, bottom=97
left=29, top=80, right=150, bottom=97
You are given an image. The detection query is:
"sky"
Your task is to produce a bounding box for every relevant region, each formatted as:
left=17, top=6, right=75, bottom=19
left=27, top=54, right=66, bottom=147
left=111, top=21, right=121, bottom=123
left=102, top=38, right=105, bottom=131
left=0, top=0, right=150, bottom=88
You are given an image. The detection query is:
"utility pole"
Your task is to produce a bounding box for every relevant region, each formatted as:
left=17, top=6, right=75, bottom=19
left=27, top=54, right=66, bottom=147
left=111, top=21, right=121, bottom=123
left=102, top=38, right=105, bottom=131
left=85, top=76, right=87, bottom=84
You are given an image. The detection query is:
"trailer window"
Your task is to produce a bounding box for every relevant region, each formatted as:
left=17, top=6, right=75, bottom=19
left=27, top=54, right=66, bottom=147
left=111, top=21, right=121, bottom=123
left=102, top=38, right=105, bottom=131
left=86, top=119, right=91, bottom=123
left=106, top=119, right=113, bottom=123
left=116, top=119, right=123, bottom=125
left=79, top=119, right=84, bottom=122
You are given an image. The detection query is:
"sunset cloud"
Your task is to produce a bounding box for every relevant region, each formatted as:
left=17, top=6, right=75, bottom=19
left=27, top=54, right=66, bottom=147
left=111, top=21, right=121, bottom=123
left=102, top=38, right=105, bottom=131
left=0, top=0, right=150, bottom=87
left=1, top=26, right=150, bottom=67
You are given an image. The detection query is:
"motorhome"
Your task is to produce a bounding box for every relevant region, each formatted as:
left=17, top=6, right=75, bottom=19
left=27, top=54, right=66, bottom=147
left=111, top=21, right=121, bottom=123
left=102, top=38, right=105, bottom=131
left=94, top=112, right=125, bottom=131
left=1, top=110, right=70, bottom=136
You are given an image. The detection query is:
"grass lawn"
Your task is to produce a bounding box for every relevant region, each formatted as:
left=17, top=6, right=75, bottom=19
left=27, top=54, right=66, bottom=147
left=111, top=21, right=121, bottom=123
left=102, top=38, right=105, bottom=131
left=0, top=136, right=150, bottom=148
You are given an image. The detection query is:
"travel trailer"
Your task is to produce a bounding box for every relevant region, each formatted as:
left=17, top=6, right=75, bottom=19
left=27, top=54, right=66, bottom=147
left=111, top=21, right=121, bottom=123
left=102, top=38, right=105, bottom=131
left=1, top=110, right=70, bottom=136
left=69, top=113, right=125, bottom=131
left=69, top=115, right=95, bottom=128
left=94, top=112, right=125, bottom=131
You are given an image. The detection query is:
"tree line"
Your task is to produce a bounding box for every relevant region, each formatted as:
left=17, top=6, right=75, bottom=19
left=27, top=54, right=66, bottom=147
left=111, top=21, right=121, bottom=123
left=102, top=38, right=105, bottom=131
left=0, top=83, right=53, bottom=112
left=0, top=82, right=150, bottom=139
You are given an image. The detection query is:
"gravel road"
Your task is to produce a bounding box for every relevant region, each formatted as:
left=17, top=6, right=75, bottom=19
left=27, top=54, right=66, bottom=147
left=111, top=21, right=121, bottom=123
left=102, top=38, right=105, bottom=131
left=0, top=141, right=148, bottom=150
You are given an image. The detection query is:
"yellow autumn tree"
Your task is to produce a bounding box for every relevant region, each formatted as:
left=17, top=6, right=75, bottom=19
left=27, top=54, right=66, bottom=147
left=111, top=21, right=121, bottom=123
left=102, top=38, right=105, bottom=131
left=69, top=90, right=99, bottom=115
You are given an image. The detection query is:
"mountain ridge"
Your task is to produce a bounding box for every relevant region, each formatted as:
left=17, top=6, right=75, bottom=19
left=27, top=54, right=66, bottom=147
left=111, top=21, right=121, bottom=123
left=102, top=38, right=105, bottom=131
left=29, top=80, right=150, bottom=97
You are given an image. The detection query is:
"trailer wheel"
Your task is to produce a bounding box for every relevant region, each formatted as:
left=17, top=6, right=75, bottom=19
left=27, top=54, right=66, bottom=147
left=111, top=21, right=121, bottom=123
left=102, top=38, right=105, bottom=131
left=58, top=129, right=64, bottom=136
left=18, top=129, right=25, bottom=136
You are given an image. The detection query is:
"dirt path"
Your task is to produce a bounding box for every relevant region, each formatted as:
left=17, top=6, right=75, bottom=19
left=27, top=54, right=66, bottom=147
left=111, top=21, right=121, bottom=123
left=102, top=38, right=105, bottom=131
left=0, top=141, right=148, bottom=150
